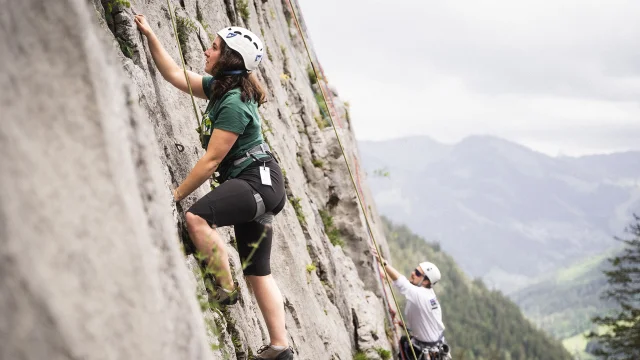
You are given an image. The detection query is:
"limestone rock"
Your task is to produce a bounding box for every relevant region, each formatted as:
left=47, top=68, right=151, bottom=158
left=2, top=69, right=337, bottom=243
left=0, top=0, right=396, bottom=359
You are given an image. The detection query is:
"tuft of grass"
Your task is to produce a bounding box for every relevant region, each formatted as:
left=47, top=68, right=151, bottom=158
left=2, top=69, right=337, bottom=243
left=353, top=351, right=368, bottom=360
left=307, top=65, right=317, bottom=85
left=376, top=348, right=391, bottom=360
left=267, top=47, right=273, bottom=61
left=237, top=0, right=250, bottom=22
left=176, top=15, right=197, bottom=53
left=306, top=263, right=316, bottom=273
left=319, top=209, right=343, bottom=247
left=312, top=159, right=324, bottom=168
left=106, top=0, right=130, bottom=13
left=314, top=92, right=330, bottom=121
left=290, top=196, right=305, bottom=225
left=315, top=114, right=329, bottom=130
left=281, top=46, right=290, bottom=75
left=116, top=38, right=134, bottom=59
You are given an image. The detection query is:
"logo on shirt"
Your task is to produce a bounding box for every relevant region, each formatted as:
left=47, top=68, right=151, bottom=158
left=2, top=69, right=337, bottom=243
left=430, top=298, right=439, bottom=310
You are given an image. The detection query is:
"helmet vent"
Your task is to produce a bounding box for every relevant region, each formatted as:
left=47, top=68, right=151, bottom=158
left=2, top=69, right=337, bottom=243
left=253, top=42, right=258, bottom=49
left=234, top=31, right=242, bottom=35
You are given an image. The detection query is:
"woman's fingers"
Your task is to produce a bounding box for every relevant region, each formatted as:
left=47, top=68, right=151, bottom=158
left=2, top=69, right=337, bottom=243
left=134, top=15, right=150, bottom=34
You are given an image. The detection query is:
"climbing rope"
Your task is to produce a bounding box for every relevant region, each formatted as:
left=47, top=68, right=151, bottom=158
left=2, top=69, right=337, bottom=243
left=283, top=1, right=419, bottom=359
left=166, top=0, right=202, bottom=129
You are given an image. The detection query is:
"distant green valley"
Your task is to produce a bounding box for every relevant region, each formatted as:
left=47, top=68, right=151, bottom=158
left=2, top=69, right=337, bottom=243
left=510, top=250, right=619, bottom=358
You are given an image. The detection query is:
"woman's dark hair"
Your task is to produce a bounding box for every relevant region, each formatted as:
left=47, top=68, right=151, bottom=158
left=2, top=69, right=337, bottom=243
left=209, top=39, right=266, bottom=105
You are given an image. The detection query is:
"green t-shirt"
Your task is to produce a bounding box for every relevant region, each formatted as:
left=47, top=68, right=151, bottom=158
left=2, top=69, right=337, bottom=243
left=198, top=75, right=266, bottom=181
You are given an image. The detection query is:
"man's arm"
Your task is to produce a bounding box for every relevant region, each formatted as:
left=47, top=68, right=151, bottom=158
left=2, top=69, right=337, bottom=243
left=382, top=259, right=401, bottom=281
left=371, top=246, right=421, bottom=301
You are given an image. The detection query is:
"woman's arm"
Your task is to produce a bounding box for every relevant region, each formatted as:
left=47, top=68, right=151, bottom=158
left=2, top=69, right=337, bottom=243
left=173, top=128, right=239, bottom=201
left=134, top=14, right=207, bottom=100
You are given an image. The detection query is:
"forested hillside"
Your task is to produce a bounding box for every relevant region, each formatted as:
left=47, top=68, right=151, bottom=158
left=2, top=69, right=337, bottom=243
left=383, top=217, right=572, bottom=360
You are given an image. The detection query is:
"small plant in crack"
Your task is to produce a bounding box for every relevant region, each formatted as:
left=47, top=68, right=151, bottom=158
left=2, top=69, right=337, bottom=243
left=315, top=114, right=329, bottom=130
left=117, top=38, right=135, bottom=59
left=306, top=263, right=316, bottom=273
left=105, top=0, right=130, bottom=14
left=101, top=0, right=134, bottom=59
left=312, top=159, right=324, bottom=168
left=267, top=47, right=273, bottom=61
left=319, top=209, right=343, bottom=247
left=236, top=0, right=250, bottom=22
left=353, top=352, right=368, bottom=360
left=376, top=347, right=392, bottom=360
left=314, top=92, right=330, bottom=122
left=176, top=14, right=197, bottom=54
left=307, top=65, right=318, bottom=85
left=289, top=196, right=306, bottom=225
left=196, top=4, right=215, bottom=42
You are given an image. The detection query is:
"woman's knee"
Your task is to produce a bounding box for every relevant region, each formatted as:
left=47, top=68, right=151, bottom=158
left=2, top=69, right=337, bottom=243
left=184, top=211, right=207, bottom=232
left=185, top=212, right=209, bottom=237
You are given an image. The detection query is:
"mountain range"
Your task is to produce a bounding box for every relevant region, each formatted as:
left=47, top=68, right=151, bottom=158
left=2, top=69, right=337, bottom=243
left=359, top=135, right=640, bottom=292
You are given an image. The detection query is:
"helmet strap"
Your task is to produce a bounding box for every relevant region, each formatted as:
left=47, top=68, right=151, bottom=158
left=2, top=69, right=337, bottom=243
left=221, top=70, right=248, bottom=75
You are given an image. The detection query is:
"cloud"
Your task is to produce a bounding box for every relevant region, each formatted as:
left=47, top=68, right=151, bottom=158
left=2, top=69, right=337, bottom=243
left=297, top=0, right=640, bottom=155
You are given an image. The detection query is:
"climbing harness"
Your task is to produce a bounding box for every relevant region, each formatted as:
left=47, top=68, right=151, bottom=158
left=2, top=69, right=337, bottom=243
left=232, top=143, right=272, bottom=166
left=283, top=1, right=419, bottom=359
left=400, top=335, right=450, bottom=360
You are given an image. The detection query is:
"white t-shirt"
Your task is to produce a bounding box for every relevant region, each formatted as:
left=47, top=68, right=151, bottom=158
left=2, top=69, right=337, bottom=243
left=393, top=276, right=445, bottom=343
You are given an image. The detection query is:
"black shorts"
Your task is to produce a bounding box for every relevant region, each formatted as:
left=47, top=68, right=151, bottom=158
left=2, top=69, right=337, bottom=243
left=187, top=159, right=286, bottom=276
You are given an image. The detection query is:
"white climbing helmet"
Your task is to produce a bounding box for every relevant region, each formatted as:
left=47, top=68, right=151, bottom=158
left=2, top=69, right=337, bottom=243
left=217, top=26, right=264, bottom=71
left=419, top=261, right=441, bottom=285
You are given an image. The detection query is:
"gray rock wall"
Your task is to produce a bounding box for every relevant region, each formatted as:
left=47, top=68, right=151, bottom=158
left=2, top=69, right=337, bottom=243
left=0, top=0, right=395, bottom=359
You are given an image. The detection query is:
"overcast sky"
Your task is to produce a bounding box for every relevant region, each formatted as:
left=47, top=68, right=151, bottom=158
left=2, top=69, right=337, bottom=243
left=296, top=0, right=640, bottom=156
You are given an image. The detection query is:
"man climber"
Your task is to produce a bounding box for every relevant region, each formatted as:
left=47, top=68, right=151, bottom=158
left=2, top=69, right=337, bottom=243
left=371, top=247, right=451, bottom=360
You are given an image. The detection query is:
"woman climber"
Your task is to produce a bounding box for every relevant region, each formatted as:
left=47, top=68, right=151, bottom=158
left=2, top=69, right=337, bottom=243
left=135, top=14, right=293, bottom=360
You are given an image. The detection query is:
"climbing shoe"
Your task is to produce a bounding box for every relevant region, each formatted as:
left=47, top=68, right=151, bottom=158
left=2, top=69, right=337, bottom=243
left=211, top=281, right=239, bottom=306
left=255, top=345, right=294, bottom=359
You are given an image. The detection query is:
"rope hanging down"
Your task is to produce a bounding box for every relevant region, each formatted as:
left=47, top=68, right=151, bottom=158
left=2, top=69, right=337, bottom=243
left=166, top=0, right=201, bottom=129
left=283, top=1, right=419, bottom=359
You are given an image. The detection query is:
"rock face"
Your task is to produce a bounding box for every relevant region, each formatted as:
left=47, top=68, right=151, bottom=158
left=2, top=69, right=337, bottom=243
left=1, top=0, right=394, bottom=359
